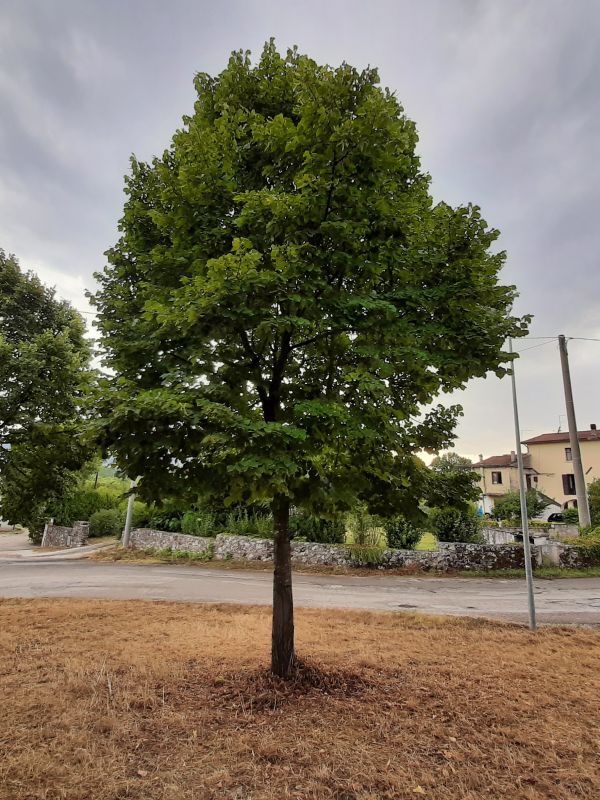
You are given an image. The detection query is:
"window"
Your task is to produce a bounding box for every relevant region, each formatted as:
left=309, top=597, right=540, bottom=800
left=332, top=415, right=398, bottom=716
left=526, top=475, right=532, bottom=489
left=491, top=471, right=502, bottom=485
left=562, top=474, right=576, bottom=495
left=565, top=447, right=573, bottom=462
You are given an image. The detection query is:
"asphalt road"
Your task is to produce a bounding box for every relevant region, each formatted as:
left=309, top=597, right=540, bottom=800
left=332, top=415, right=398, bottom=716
left=2, top=560, right=600, bottom=624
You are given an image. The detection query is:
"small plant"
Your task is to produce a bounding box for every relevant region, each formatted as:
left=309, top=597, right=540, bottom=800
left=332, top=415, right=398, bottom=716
left=348, top=544, right=386, bottom=566
left=89, top=508, right=124, bottom=538
left=348, top=506, right=384, bottom=547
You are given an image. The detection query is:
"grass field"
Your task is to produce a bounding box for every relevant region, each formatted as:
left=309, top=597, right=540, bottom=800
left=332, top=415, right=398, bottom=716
left=2, top=600, right=600, bottom=799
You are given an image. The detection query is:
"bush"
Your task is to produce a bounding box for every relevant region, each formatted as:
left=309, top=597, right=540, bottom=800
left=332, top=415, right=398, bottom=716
left=588, top=478, right=600, bottom=526
left=223, top=509, right=274, bottom=538
left=289, top=514, right=346, bottom=544
left=348, top=544, right=386, bottom=565
left=148, top=507, right=184, bottom=532
left=492, top=490, right=548, bottom=520
left=348, top=506, right=384, bottom=546
left=385, top=517, right=422, bottom=550
left=563, top=507, right=579, bottom=524
left=50, top=487, right=122, bottom=526
left=572, top=527, right=600, bottom=565
left=89, top=508, right=124, bottom=538
left=429, top=507, right=483, bottom=543
left=181, top=509, right=217, bottom=537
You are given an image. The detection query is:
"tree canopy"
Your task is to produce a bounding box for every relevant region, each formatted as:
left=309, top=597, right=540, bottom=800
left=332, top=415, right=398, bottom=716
left=430, top=452, right=473, bottom=473
left=93, top=43, right=528, bottom=674
left=0, top=250, right=93, bottom=537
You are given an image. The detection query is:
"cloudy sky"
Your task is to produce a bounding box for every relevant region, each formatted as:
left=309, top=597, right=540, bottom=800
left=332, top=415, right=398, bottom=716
left=1, top=0, right=599, bottom=460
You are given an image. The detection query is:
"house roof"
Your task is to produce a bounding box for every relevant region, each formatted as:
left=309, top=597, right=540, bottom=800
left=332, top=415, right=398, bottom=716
left=472, top=453, right=532, bottom=469
left=522, top=429, right=600, bottom=445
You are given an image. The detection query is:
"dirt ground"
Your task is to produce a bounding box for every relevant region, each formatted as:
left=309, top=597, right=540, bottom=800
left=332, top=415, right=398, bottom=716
left=1, top=599, right=599, bottom=800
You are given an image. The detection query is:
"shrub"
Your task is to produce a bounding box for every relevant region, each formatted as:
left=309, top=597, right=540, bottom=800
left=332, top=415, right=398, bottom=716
left=588, top=478, right=600, bottom=526
left=563, top=507, right=579, bottom=524
left=348, top=544, right=386, bottom=565
left=148, top=508, right=184, bottom=532
left=181, top=509, right=217, bottom=537
left=348, top=506, right=384, bottom=546
left=223, top=509, right=274, bottom=538
left=429, top=507, right=483, bottom=543
left=492, top=490, right=548, bottom=520
left=572, top=527, right=600, bottom=565
left=50, top=487, right=122, bottom=526
left=89, top=508, right=124, bottom=538
left=289, top=514, right=346, bottom=544
left=385, top=517, right=422, bottom=550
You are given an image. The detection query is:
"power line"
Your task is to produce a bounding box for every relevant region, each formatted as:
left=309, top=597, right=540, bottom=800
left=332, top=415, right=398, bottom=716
left=516, top=340, right=557, bottom=353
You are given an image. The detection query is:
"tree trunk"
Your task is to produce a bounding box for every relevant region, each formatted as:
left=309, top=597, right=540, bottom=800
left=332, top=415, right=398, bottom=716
left=271, top=496, right=294, bottom=677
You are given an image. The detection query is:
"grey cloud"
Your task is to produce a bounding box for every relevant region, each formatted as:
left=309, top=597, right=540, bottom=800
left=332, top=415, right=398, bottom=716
left=1, top=0, right=598, bottom=456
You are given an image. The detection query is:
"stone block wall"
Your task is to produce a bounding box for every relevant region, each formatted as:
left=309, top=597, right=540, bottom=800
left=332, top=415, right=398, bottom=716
left=41, top=521, right=90, bottom=548
left=127, top=528, right=533, bottom=572
left=129, top=528, right=215, bottom=554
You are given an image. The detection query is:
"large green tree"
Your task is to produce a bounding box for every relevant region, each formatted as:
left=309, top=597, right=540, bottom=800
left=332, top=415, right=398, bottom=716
left=0, top=250, right=93, bottom=539
left=93, top=43, right=528, bottom=676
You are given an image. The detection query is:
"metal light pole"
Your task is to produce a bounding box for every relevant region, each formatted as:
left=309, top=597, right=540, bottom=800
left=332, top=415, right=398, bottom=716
left=509, top=339, right=537, bottom=631
left=558, top=335, right=591, bottom=526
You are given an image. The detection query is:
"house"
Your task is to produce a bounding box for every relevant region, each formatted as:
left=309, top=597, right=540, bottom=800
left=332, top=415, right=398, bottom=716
left=522, top=426, right=600, bottom=509
left=471, top=452, right=538, bottom=515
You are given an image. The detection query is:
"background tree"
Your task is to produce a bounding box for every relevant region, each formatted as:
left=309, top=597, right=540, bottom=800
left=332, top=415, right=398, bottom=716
left=491, top=489, right=548, bottom=521
left=0, top=250, right=93, bottom=539
left=430, top=452, right=473, bottom=473
left=93, top=43, right=528, bottom=677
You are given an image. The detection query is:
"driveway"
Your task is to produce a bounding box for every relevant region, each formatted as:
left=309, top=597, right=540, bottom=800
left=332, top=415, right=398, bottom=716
left=0, top=530, right=32, bottom=554
left=1, top=560, right=600, bottom=624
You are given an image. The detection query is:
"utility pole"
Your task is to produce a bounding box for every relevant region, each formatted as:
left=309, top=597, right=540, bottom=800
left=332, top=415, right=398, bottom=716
left=558, top=335, right=591, bottom=526
left=509, top=339, right=537, bottom=631
left=122, top=480, right=137, bottom=548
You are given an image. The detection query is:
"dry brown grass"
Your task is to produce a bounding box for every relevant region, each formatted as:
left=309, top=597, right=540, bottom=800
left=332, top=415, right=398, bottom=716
left=1, top=600, right=599, bottom=800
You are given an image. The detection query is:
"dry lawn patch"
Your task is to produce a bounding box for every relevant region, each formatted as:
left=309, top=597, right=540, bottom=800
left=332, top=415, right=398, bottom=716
left=1, top=599, right=599, bottom=799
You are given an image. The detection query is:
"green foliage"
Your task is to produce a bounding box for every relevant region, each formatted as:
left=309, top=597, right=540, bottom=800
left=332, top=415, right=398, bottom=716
left=289, top=514, right=346, bottom=544
left=348, top=544, right=386, bottom=566
left=149, top=507, right=184, bottom=532
left=429, top=452, right=472, bottom=473
left=181, top=509, right=217, bottom=537
left=92, top=41, right=528, bottom=525
left=0, top=250, right=94, bottom=539
left=348, top=507, right=384, bottom=547
left=429, top=507, right=483, bottom=543
left=89, top=508, right=124, bottom=538
left=563, top=507, right=579, bottom=524
left=223, top=509, right=273, bottom=538
left=385, top=516, right=422, bottom=550
left=572, top=527, right=600, bottom=566
left=50, top=487, right=122, bottom=526
left=491, top=490, right=548, bottom=521
left=588, top=479, right=600, bottom=526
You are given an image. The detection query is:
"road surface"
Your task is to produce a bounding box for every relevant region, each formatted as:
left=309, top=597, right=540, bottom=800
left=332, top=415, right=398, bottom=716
left=1, top=560, right=600, bottom=624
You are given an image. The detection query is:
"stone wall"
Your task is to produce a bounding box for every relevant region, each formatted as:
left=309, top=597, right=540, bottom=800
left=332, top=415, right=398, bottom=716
left=41, top=521, right=90, bottom=548
left=128, top=528, right=532, bottom=572
left=129, top=528, right=215, bottom=554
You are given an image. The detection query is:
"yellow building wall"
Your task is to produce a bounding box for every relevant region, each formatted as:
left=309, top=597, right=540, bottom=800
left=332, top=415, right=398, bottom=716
left=526, top=440, right=600, bottom=507
left=476, top=466, right=520, bottom=497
